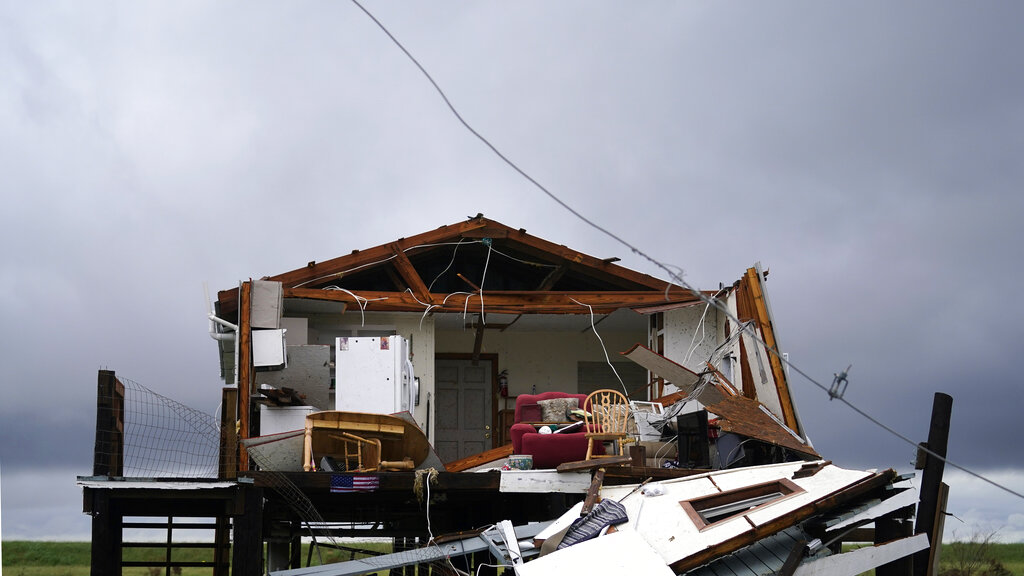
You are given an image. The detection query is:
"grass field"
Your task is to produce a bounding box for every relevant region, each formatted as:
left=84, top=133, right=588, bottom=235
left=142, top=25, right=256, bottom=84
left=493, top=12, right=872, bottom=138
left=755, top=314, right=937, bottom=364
left=1, top=541, right=393, bottom=576
left=4, top=541, right=1024, bottom=575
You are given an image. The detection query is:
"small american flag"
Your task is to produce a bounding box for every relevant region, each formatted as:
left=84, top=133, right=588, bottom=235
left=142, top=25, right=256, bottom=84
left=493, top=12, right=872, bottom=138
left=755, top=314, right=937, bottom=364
left=331, top=474, right=380, bottom=493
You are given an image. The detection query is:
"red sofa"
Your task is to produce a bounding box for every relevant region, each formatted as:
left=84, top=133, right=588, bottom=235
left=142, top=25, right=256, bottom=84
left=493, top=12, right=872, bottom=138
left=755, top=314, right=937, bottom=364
left=510, top=391, right=603, bottom=469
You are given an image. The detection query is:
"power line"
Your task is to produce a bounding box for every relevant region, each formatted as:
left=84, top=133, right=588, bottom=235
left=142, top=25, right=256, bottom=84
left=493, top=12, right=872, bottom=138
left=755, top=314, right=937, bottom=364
left=349, top=0, right=1024, bottom=502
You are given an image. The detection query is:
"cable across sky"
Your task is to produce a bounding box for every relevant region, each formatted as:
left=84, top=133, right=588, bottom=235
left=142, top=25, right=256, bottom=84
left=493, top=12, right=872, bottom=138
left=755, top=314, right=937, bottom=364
left=349, top=0, right=1024, bottom=502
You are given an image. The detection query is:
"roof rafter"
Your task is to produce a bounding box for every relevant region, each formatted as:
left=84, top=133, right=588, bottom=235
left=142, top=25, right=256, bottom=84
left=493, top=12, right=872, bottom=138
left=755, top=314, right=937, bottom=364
left=460, top=223, right=668, bottom=291
left=216, top=216, right=678, bottom=315
left=390, top=243, right=431, bottom=303
left=282, top=287, right=702, bottom=314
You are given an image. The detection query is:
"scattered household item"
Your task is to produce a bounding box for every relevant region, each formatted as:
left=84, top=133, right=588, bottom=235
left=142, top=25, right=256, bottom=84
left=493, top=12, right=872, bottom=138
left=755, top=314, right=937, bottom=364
left=507, top=454, right=533, bottom=470
left=630, top=400, right=665, bottom=441
left=676, top=410, right=711, bottom=468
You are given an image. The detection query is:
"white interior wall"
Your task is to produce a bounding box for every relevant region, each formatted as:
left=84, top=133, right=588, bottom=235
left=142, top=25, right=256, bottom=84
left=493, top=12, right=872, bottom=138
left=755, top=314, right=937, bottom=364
left=661, top=304, right=723, bottom=373
left=281, top=310, right=699, bottom=441
left=435, top=327, right=646, bottom=397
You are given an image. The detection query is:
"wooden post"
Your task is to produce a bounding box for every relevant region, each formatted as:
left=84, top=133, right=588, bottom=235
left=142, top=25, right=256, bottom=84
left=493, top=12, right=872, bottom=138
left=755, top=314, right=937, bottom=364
left=214, top=516, right=232, bottom=576
left=220, top=387, right=238, bottom=479
left=630, top=444, right=646, bottom=469
left=913, top=392, right=952, bottom=576
left=929, top=483, right=950, bottom=574
left=238, top=281, right=253, bottom=471
left=94, top=369, right=124, bottom=477
left=165, top=516, right=174, bottom=576
left=289, top=530, right=302, bottom=572
left=89, top=489, right=122, bottom=576
left=232, top=484, right=263, bottom=576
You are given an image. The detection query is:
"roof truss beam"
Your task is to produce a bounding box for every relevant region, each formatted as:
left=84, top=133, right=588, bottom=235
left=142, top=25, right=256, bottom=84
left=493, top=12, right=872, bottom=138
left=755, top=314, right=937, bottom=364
left=390, top=243, right=431, bottom=303
left=282, top=288, right=701, bottom=314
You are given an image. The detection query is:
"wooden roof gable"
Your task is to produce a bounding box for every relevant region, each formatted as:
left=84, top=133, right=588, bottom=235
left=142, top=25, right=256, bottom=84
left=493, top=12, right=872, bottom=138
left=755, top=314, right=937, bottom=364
left=217, top=215, right=705, bottom=316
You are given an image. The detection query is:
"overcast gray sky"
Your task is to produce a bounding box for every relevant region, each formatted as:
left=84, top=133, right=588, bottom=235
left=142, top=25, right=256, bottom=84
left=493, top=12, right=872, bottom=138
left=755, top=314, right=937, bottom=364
left=2, top=1, right=1023, bottom=541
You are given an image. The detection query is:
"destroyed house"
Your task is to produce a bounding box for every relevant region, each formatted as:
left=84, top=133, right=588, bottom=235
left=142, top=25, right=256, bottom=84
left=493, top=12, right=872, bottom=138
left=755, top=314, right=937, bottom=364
left=82, top=214, right=947, bottom=575
left=211, top=214, right=811, bottom=467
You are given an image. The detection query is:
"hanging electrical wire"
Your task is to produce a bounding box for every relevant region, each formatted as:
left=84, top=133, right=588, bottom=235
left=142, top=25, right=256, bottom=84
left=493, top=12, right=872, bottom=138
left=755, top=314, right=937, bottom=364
left=570, top=297, right=629, bottom=398
left=478, top=240, right=493, bottom=322
left=427, top=238, right=470, bottom=292
left=349, top=0, right=1024, bottom=502
left=322, top=286, right=387, bottom=326
left=682, top=301, right=711, bottom=366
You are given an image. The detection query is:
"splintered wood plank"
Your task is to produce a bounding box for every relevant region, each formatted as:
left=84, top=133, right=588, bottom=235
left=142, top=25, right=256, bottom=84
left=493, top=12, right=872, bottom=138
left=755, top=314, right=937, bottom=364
left=581, top=468, right=606, bottom=514
left=445, top=443, right=513, bottom=472
left=622, top=343, right=703, bottom=394
left=705, top=395, right=818, bottom=458
left=555, top=455, right=632, bottom=472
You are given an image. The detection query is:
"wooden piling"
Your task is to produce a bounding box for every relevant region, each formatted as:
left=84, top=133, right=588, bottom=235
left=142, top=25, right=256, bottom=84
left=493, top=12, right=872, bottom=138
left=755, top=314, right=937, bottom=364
left=93, top=369, right=124, bottom=477
left=913, top=392, right=952, bottom=576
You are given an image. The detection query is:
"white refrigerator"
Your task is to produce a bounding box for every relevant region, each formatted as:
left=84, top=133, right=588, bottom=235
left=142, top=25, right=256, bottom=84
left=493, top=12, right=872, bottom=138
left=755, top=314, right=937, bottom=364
left=334, top=335, right=416, bottom=414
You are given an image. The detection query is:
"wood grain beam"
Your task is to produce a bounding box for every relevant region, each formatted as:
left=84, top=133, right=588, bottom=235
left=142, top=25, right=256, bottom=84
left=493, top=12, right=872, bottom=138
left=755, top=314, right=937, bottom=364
left=744, top=266, right=798, bottom=432
left=217, top=216, right=676, bottom=313
left=462, top=225, right=669, bottom=290
left=537, top=264, right=568, bottom=291
left=390, top=244, right=432, bottom=303
left=270, top=218, right=489, bottom=290
left=238, top=281, right=252, bottom=473
left=283, top=288, right=701, bottom=314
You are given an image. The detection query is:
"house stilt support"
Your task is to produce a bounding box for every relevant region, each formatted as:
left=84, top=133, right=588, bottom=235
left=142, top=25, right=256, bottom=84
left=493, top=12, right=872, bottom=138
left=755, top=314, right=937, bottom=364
left=914, top=392, right=953, bottom=576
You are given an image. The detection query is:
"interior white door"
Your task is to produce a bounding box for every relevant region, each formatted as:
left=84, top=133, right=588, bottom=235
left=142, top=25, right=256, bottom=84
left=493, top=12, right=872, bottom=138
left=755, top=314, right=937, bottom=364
left=434, top=359, right=493, bottom=463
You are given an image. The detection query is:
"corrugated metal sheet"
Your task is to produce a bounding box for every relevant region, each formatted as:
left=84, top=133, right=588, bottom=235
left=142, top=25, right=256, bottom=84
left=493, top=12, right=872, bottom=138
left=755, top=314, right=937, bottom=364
left=685, top=526, right=824, bottom=576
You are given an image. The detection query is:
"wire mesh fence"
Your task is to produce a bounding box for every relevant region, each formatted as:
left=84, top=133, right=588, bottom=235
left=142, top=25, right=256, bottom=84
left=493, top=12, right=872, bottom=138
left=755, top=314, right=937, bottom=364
left=94, top=372, right=229, bottom=478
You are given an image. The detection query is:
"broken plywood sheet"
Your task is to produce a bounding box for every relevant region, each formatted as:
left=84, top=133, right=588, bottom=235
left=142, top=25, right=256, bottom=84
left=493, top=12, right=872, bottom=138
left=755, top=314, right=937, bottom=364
left=595, top=461, right=878, bottom=571
left=625, top=343, right=816, bottom=457
left=622, top=343, right=703, bottom=394
left=704, top=395, right=819, bottom=458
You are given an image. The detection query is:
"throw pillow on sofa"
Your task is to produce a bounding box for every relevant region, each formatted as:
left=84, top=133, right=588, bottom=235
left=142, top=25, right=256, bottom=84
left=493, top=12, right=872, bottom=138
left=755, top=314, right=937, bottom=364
left=537, top=397, right=579, bottom=422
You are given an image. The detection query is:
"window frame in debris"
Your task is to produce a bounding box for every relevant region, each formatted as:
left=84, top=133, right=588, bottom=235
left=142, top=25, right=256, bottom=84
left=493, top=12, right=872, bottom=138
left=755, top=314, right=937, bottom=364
left=679, top=478, right=804, bottom=531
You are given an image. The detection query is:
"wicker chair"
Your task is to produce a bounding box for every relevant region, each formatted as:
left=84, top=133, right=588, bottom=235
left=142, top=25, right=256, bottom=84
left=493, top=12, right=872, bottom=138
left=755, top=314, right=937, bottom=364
left=583, top=389, right=635, bottom=460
